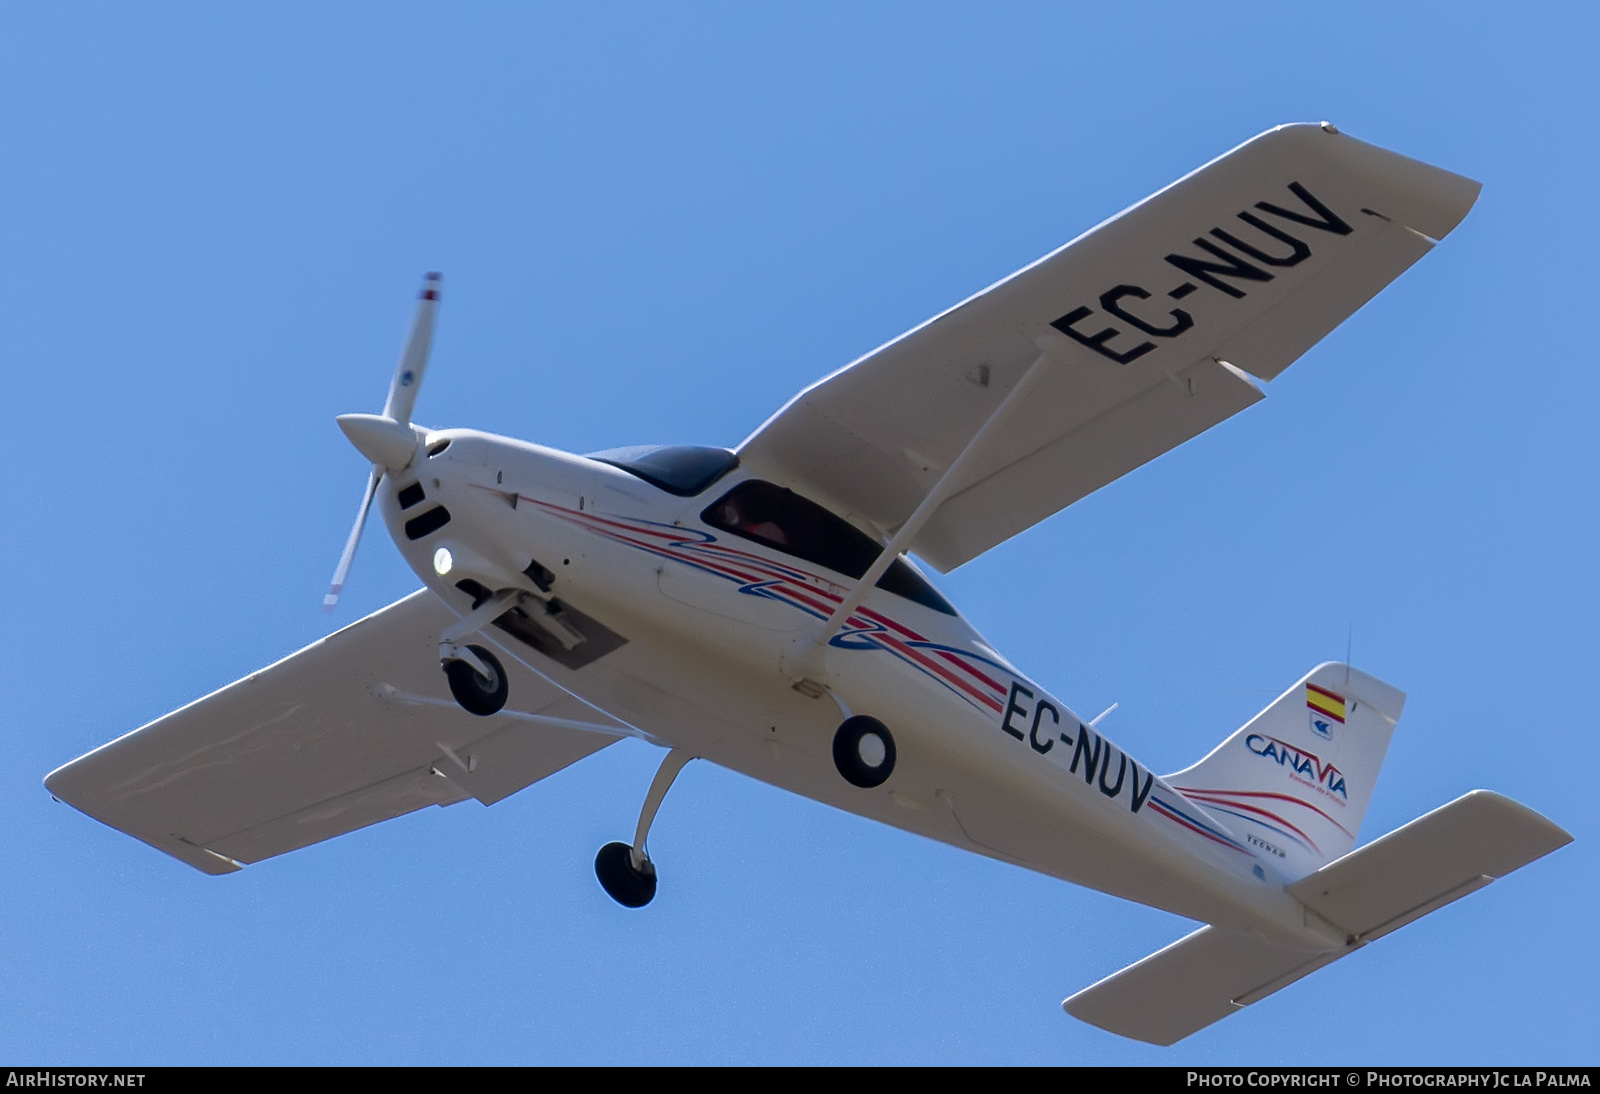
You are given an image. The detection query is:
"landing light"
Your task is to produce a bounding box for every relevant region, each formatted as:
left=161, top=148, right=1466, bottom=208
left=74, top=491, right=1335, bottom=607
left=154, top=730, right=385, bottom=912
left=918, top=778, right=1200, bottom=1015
left=433, top=547, right=453, bottom=576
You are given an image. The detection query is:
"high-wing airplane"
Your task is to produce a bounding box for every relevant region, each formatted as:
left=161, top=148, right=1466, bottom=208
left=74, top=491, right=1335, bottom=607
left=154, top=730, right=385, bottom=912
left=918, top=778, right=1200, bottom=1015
left=45, top=123, right=1571, bottom=1045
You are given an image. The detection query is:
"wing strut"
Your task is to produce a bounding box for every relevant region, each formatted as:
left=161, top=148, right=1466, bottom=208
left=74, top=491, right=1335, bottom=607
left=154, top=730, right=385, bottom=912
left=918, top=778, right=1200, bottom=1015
left=804, top=347, right=1056, bottom=661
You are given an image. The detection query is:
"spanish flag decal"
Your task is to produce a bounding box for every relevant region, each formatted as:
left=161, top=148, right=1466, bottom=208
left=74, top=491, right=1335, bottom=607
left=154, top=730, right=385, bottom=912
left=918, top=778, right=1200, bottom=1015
left=1306, top=683, right=1347, bottom=724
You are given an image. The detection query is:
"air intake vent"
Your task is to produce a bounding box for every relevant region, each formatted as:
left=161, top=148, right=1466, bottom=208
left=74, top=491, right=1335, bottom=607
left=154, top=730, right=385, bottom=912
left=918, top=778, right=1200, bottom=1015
left=404, top=506, right=451, bottom=540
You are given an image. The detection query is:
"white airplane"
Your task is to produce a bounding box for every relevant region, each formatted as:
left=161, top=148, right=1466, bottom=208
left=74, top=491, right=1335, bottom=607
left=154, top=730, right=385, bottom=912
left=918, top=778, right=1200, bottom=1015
left=46, top=123, right=1570, bottom=1045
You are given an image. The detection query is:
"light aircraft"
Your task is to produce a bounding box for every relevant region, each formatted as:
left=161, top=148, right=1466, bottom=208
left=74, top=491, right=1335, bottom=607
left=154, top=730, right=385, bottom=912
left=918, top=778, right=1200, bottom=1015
left=46, top=122, right=1571, bottom=1045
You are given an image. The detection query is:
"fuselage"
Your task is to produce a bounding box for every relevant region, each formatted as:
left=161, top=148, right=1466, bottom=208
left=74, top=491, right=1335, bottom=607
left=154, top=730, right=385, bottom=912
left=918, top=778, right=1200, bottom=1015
left=380, top=427, right=1344, bottom=949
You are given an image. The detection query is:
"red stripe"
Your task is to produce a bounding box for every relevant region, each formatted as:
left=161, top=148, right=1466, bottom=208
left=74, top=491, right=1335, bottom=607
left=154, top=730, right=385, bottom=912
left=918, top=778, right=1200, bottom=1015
left=517, top=496, right=1008, bottom=708
left=1177, top=792, right=1323, bottom=854
left=1170, top=787, right=1354, bottom=839
left=704, top=541, right=835, bottom=585
left=621, top=539, right=784, bottom=594
left=770, top=582, right=837, bottom=617
left=569, top=509, right=690, bottom=543
left=931, top=648, right=1005, bottom=695
left=599, top=531, right=766, bottom=584
left=515, top=496, right=697, bottom=547
left=857, top=606, right=924, bottom=640
left=1305, top=700, right=1346, bottom=724
left=872, top=631, right=1005, bottom=712
left=1306, top=683, right=1347, bottom=722
left=1148, top=801, right=1251, bottom=855
left=857, top=607, right=1006, bottom=697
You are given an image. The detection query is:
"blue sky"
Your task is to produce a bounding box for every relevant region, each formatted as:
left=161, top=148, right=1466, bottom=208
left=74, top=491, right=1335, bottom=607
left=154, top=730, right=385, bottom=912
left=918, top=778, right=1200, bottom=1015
left=4, top=3, right=1595, bottom=1064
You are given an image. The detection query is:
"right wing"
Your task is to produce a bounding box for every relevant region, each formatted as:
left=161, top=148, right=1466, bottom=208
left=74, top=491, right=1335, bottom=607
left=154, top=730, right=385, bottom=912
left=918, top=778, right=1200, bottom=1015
left=738, top=123, right=1480, bottom=572
left=45, top=590, right=628, bottom=874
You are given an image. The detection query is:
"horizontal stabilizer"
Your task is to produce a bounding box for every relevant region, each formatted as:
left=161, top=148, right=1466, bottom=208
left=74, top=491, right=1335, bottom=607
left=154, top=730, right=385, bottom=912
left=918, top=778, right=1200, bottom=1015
left=1288, top=790, right=1571, bottom=940
left=1063, top=925, right=1342, bottom=1046
left=1064, top=791, right=1570, bottom=1044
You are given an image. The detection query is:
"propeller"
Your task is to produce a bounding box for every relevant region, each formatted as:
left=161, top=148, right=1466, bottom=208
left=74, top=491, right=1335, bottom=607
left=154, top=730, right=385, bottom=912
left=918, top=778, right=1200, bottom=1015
left=322, top=272, right=442, bottom=611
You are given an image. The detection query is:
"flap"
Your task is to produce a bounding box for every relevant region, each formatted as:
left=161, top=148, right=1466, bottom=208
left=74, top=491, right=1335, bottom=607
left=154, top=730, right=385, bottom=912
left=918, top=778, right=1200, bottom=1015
left=45, top=590, right=627, bottom=873
left=738, top=123, right=1479, bottom=572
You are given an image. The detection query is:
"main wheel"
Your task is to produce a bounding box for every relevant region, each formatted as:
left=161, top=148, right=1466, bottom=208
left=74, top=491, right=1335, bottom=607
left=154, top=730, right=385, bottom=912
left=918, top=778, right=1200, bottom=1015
left=443, top=644, right=509, bottom=716
left=832, top=715, right=896, bottom=788
left=594, top=841, right=657, bottom=907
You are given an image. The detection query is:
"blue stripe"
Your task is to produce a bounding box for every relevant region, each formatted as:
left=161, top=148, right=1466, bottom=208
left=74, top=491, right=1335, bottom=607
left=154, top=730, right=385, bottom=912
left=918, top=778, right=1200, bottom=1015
left=1150, top=794, right=1248, bottom=849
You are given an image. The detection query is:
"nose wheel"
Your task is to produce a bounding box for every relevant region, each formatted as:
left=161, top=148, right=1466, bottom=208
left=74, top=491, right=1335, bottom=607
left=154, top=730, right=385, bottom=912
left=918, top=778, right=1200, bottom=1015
left=442, top=644, right=508, bottom=716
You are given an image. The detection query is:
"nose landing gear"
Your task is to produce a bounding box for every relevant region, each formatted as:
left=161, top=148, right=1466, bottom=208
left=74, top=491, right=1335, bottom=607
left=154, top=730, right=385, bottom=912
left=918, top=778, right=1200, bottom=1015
left=438, top=588, right=526, bottom=717
left=596, top=748, right=694, bottom=908
left=441, top=644, right=508, bottom=716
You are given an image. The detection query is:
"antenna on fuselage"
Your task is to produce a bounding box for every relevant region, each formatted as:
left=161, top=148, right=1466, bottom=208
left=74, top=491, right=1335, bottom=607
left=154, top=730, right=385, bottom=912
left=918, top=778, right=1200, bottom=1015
left=1089, top=702, right=1118, bottom=727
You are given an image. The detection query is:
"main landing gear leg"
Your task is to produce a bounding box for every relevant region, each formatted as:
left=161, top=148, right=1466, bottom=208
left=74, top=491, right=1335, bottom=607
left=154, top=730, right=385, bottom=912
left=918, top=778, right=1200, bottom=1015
left=595, top=748, right=694, bottom=908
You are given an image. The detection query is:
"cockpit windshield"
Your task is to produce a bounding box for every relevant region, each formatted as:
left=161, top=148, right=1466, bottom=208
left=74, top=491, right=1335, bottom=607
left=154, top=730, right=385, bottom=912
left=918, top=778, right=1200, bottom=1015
left=590, top=445, right=740, bottom=496
left=702, top=480, right=956, bottom=615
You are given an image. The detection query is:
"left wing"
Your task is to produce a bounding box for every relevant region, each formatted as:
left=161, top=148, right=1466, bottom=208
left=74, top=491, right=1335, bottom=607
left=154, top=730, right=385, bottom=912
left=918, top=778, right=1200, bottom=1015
left=738, top=123, right=1479, bottom=572
left=46, top=590, right=627, bottom=874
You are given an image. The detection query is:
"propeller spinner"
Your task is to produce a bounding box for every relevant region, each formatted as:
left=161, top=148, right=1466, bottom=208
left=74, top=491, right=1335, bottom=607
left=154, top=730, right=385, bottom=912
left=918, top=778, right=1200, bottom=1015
left=323, top=272, right=441, bottom=611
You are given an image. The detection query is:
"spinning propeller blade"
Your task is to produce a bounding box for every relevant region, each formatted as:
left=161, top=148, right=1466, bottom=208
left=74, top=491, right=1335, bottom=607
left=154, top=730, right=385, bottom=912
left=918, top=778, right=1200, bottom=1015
left=382, top=272, right=440, bottom=427
left=323, top=466, right=382, bottom=610
left=322, top=272, right=442, bottom=611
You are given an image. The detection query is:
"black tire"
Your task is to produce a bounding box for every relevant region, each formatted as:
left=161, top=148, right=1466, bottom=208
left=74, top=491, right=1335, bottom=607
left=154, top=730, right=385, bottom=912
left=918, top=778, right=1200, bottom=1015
left=443, top=644, right=509, bottom=716
left=832, top=715, right=896, bottom=788
left=594, top=841, right=657, bottom=908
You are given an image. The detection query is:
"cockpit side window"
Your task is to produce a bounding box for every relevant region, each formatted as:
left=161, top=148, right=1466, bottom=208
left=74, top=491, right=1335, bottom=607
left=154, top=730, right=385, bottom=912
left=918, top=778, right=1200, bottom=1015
left=702, top=480, right=956, bottom=615
left=589, top=445, right=740, bottom=497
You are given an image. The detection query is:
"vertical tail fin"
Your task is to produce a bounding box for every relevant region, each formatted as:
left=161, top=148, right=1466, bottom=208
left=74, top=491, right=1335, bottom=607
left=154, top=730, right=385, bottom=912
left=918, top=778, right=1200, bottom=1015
left=1164, top=662, right=1405, bottom=879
